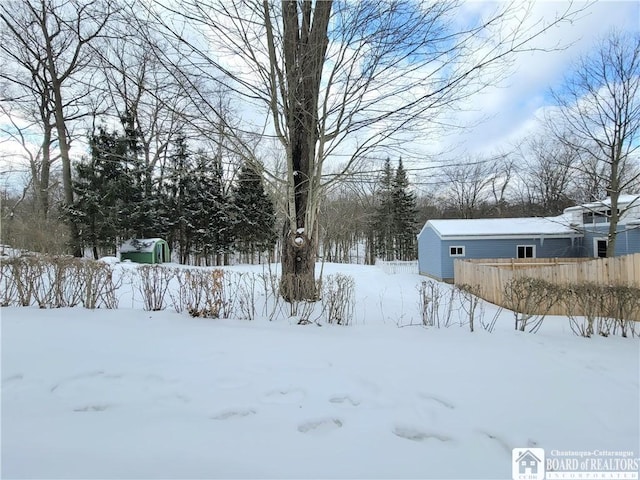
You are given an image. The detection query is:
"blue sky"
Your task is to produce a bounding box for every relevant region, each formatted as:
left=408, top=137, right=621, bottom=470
left=443, top=1, right=640, bottom=157
left=1, top=1, right=638, bottom=192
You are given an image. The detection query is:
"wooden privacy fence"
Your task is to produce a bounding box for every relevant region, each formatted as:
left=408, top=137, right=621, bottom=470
left=454, top=253, right=640, bottom=319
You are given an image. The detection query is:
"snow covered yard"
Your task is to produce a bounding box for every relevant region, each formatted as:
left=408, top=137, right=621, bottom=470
left=2, top=263, right=639, bottom=479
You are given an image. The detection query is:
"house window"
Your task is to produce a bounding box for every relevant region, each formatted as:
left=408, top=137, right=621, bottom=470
left=583, top=209, right=618, bottom=224
left=594, top=238, right=608, bottom=258
left=449, top=246, right=465, bottom=257
left=517, top=245, right=535, bottom=258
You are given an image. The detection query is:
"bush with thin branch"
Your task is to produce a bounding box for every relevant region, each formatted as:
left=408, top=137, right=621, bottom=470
left=416, top=280, right=457, bottom=328
left=602, top=285, right=640, bottom=338
left=503, top=277, right=560, bottom=333
left=135, top=265, right=175, bottom=311
left=321, top=273, right=355, bottom=325
left=456, top=283, right=484, bottom=333
left=81, top=261, right=120, bottom=309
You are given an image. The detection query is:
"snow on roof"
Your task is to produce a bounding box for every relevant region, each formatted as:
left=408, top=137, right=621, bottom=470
left=120, top=238, right=164, bottom=253
left=563, top=194, right=640, bottom=212
left=425, top=215, right=578, bottom=239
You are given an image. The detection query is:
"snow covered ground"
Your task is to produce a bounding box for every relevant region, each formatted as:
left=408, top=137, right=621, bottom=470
left=2, top=262, right=639, bottom=479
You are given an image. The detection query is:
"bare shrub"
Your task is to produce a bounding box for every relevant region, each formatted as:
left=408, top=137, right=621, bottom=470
left=0, top=258, right=18, bottom=306
left=294, top=300, right=318, bottom=325
left=456, top=284, right=484, bottom=333
left=416, top=280, right=457, bottom=328
left=134, top=265, right=175, bottom=311
left=63, top=259, right=92, bottom=307
left=0, top=256, right=119, bottom=309
left=9, top=256, right=40, bottom=306
left=602, top=285, right=640, bottom=338
left=418, top=280, right=441, bottom=327
left=503, top=277, right=559, bottom=333
left=481, top=306, right=502, bottom=333
left=45, top=257, right=74, bottom=308
left=561, top=283, right=602, bottom=338
left=81, top=261, right=120, bottom=309
left=257, top=271, right=284, bottom=321
left=32, top=256, right=85, bottom=308
left=27, top=257, right=50, bottom=308
left=169, top=269, right=190, bottom=314
left=321, top=273, right=355, bottom=325
left=173, top=268, right=231, bottom=318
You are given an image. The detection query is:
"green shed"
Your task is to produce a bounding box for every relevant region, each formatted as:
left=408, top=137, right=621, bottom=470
left=120, top=238, right=171, bottom=264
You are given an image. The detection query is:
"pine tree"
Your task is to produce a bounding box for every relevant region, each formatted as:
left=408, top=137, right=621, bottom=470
left=189, top=152, right=234, bottom=265
left=161, top=134, right=192, bottom=263
left=231, top=161, right=277, bottom=263
left=119, top=111, right=156, bottom=239
left=371, top=158, right=418, bottom=261
left=391, top=158, right=418, bottom=260
left=373, top=158, right=395, bottom=260
left=69, top=128, right=130, bottom=258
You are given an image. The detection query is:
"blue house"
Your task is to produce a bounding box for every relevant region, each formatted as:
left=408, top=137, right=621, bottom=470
left=563, top=194, right=640, bottom=258
left=417, top=195, right=640, bottom=282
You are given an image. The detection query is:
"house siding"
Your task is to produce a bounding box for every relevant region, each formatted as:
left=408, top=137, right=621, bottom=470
left=583, top=225, right=640, bottom=257
left=418, top=224, right=443, bottom=279
left=417, top=196, right=640, bottom=283
left=617, top=228, right=640, bottom=255
left=438, top=237, right=579, bottom=281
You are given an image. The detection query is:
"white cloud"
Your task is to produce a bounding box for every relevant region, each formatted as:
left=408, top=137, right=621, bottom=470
left=439, top=0, right=640, bottom=157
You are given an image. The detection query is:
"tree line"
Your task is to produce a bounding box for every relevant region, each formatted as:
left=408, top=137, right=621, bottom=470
left=1, top=1, right=638, bottom=297
left=70, top=124, right=278, bottom=265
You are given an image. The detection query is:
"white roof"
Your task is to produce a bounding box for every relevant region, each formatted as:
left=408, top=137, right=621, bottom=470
left=424, top=215, right=578, bottom=239
left=120, top=238, right=164, bottom=253
left=564, top=194, right=640, bottom=212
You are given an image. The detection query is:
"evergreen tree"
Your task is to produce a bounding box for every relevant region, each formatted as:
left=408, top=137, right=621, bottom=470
left=69, top=128, right=131, bottom=258
left=161, top=134, right=192, bottom=263
left=391, top=158, right=418, bottom=260
left=119, top=111, right=156, bottom=239
left=231, top=161, right=277, bottom=263
left=372, top=157, right=418, bottom=261
left=189, top=152, right=234, bottom=265
left=373, top=158, right=395, bottom=260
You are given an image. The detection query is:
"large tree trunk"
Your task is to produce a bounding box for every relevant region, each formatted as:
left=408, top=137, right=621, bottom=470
left=52, top=82, right=83, bottom=257
left=277, top=0, right=332, bottom=302
left=280, top=225, right=317, bottom=302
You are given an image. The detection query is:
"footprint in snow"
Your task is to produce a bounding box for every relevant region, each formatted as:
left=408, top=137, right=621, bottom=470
left=2, top=374, right=24, bottom=386
left=329, top=395, right=361, bottom=407
left=298, top=418, right=343, bottom=434
left=393, top=426, right=452, bottom=443
left=73, top=404, right=111, bottom=412
left=50, top=370, right=106, bottom=393
left=476, top=429, right=512, bottom=454
left=262, top=388, right=306, bottom=405
left=211, top=408, right=257, bottom=420
left=417, top=392, right=456, bottom=410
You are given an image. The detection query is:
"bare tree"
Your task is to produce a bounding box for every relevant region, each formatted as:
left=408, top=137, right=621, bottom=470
left=514, top=136, right=579, bottom=215
left=439, top=156, right=502, bottom=218
left=549, top=31, right=640, bottom=256
left=487, top=154, right=514, bottom=217
left=0, top=3, right=61, bottom=219
left=0, top=0, right=118, bottom=256
left=152, top=0, right=583, bottom=300
left=319, top=182, right=376, bottom=264
left=0, top=108, right=58, bottom=219
left=91, top=12, right=200, bottom=190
